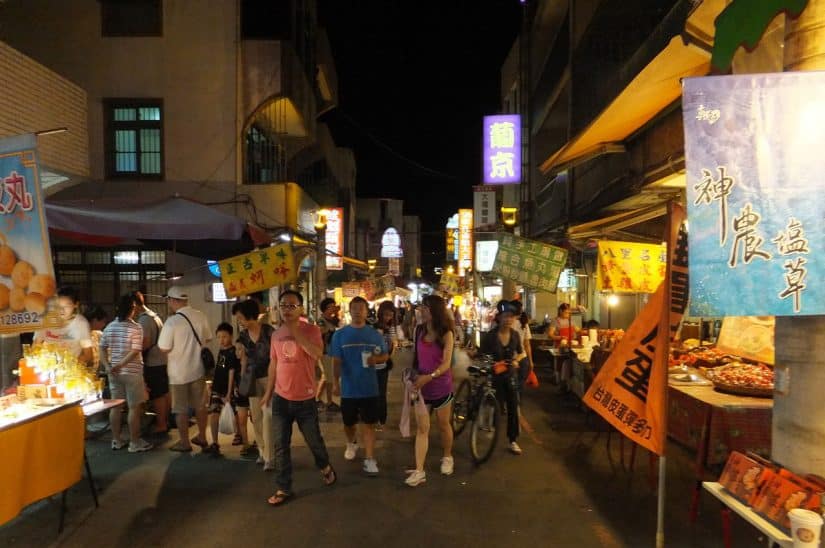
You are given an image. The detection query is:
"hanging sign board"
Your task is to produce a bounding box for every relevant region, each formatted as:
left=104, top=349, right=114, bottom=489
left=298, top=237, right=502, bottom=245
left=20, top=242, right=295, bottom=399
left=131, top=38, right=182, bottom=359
left=683, top=72, right=825, bottom=316
left=473, top=185, right=497, bottom=228
left=219, top=243, right=296, bottom=298
left=483, top=114, right=521, bottom=184
left=380, top=227, right=403, bottom=258
left=438, top=273, right=464, bottom=295
left=491, top=233, right=567, bottom=293
left=457, top=209, right=473, bottom=275
left=325, top=207, right=344, bottom=270
left=596, top=241, right=667, bottom=293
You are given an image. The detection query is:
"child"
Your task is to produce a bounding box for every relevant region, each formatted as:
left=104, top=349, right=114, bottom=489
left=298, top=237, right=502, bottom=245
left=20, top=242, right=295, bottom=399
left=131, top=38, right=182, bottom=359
left=204, top=322, right=241, bottom=455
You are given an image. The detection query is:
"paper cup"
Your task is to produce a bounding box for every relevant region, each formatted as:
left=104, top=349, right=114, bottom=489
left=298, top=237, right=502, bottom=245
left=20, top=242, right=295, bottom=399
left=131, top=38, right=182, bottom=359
left=788, top=508, right=823, bottom=547
left=588, top=329, right=598, bottom=345
left=581, top=335, right=590, bottom=347
left=361, top=351, right=372, bottom=368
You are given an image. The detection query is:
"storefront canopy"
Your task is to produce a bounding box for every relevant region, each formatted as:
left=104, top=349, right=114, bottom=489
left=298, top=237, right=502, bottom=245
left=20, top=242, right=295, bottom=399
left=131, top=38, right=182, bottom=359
left=45, top=197, right=270, bottom=259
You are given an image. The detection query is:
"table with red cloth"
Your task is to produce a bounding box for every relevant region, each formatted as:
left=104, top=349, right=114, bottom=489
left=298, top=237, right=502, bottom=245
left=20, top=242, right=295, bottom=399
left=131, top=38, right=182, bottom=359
left=667, top=383, right=773, bottom=521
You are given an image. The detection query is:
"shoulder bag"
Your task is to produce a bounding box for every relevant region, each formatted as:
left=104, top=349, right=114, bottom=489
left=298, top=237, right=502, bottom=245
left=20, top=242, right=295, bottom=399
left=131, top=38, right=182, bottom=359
left=176, top=312, right=216, bottom=374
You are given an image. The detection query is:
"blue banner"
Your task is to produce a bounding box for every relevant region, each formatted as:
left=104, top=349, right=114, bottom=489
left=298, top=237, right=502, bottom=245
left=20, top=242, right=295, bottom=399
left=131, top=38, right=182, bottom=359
left=0, top=134, right=58, bottom=333
left=683, top=73, right=825, bottom=316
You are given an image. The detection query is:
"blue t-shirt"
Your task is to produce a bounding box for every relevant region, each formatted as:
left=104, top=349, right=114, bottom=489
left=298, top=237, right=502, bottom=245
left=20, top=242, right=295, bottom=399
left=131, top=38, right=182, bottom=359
left=329, top=324, right=387, bottom=398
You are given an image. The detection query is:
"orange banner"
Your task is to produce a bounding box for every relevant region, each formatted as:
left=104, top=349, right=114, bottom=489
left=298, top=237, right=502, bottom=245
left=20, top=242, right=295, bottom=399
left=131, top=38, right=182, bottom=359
left=583, top=203, right=688, bottom=455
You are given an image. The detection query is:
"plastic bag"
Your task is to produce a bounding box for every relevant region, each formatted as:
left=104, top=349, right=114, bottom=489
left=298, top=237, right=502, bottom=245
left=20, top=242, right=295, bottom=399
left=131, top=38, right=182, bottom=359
left=218, top=402, right=235, bottom=435
left=525, top=370, right=540, bottom=389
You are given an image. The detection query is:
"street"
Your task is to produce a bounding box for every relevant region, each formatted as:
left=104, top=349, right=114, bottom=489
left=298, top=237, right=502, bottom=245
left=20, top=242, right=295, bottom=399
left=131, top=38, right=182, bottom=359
left=2, top=348, right=769, bottom=547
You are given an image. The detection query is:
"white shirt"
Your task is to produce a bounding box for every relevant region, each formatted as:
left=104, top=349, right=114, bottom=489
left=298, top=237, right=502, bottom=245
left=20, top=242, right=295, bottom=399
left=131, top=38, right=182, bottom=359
left=34, top=314, right=93, bottom=358
left=157, top=305, right=212, bottom=385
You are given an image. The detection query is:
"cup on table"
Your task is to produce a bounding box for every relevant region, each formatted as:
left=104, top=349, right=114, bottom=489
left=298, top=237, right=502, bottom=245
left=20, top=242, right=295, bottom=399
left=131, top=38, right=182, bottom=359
left=361, top=350, right=372, bottom=368
left=581, top=335, right=590, bottom=347
left=788, top=508, right=823, bottom=547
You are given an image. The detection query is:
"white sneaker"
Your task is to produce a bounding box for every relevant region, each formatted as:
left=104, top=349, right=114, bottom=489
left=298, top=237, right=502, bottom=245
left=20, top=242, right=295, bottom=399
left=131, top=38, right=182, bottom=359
left=111, top=439, right=126, bottom=450
left=362, top=458, right=379, bottom=476
left=344, top=442, right=359, bottom=461
left=509, top=441, right=523, bottom=455
left=128, top=439, right=153, bottom=453
left=440, top=456, right=454, bottom=476
left=405, top=470, right=426, bottom=487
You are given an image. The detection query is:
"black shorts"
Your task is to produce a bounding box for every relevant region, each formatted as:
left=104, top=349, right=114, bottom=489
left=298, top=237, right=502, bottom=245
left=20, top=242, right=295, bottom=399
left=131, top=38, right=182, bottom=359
left=208, top=392, right=226, bottom=414
left=424, top=393, right=454, bottom=410
left=340, top=397, right=379, bottom=426
left=232, top=388, right=249, bottom=409
left=143, top=365, right=169, bottom=399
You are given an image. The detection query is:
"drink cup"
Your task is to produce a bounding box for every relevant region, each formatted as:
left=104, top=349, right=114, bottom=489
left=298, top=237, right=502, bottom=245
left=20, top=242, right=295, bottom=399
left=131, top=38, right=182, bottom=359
left=581, top=335, right=590, bottom=347
left=788, top=508, right=823, bottom=547
left=361, top=351, right=372, bottom=368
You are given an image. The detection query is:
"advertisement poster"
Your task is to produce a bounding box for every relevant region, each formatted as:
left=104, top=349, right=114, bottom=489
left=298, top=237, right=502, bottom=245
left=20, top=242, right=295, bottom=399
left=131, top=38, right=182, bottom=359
left=219, top=243, right=295, bottom=298
left=0, top=134, right=60, bottom=334
left=596, top=241, right=667, bottom=293
left=683, top=73, right=825, bottom=316
left=491, top=233, right=567, bottom=293
left=715, top=316, right=775, bottom=365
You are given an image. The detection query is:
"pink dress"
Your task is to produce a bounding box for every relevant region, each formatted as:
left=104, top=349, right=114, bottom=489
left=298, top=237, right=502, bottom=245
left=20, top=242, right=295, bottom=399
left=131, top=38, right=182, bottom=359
left=416, top=333, right=453, bottom=400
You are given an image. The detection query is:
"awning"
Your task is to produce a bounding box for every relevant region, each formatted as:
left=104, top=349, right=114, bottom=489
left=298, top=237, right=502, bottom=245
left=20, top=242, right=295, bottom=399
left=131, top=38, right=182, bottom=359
left=567, top=203, right=668, bottom=241
left=539, top=35, right=710, bottom=174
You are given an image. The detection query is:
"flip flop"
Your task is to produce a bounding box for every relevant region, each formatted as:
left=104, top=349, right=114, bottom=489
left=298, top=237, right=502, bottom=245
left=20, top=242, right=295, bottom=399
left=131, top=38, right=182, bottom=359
left=169, top=442, right=192, bottom=452
left=321, top=465, right=337, bottom=486
left=267, top=491, right=293, bottom=506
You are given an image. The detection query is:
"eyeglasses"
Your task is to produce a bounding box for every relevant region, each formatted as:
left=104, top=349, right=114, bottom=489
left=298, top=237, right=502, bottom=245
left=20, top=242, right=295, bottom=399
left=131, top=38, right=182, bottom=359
left=279, top=303, right=300, bottom=310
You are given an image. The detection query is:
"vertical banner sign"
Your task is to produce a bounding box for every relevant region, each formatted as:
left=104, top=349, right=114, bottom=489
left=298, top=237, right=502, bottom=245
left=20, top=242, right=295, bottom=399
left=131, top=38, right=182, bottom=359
left=325, top=207, right=344, bottom=270
left=473, top=186, right=497, bottom=228
left=457, top=209, right=473, bottom=275
left=583, top=204, right=689, bottom=455
left=597, top=241, right=667, bottom=293
left=491, top=233, right=567, bottom=292
left=388, top=257, right=401, bottom=276
left=683, top=73, right=825, bottom=316
left=0, top=134, right=59, bottom=334
left=483, top=114, right=521, bottom=184
left=446, top=213, right=459, bottom=262
left=219, top=243, right=296, bottom=298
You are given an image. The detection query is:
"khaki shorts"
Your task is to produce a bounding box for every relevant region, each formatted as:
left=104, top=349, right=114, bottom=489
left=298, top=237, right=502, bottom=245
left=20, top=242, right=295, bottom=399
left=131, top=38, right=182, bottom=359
left=170, top=378, right=206, bottom=415
left=108, top=373, right=147, bottom=407
left=319, top=355, right=334, bottom=382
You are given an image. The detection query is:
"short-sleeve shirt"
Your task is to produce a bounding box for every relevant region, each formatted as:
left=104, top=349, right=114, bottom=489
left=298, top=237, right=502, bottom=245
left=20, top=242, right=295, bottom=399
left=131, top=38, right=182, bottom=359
left=34, top=314, right=93, bottom=358
left=213, top=347, right=241, bottom=396
left=100, top=319, right=143, bottom=376
left=237, top=324, right=275, bottom=379
left=329, top=325, right=387, bottom=398
left=137, top=308, right=165, bottom=367
left=157, top=306, right=212, bottom=385
left=269, top=322, right=323, bottom=401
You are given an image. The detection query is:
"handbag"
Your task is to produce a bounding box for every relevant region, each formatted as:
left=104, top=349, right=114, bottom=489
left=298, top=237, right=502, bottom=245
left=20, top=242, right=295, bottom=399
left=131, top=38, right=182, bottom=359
left=237, top=366, right=256, bottom=398
left=176, top=312, right=216, bottom=374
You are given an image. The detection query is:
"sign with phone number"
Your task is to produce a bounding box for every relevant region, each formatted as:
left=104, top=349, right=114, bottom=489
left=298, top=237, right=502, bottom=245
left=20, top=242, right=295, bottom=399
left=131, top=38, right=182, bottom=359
left=0, top=311, right=41, bottom=326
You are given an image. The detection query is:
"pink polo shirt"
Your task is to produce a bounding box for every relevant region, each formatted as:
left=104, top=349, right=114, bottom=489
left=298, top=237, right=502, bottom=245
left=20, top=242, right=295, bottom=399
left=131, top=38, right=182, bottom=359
left=270, top=322, right=323, bottom=401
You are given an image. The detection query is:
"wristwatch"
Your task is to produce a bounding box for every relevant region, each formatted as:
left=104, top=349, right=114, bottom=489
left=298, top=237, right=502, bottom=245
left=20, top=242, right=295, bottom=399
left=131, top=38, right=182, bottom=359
left=430, top=371, right=438, bottom=379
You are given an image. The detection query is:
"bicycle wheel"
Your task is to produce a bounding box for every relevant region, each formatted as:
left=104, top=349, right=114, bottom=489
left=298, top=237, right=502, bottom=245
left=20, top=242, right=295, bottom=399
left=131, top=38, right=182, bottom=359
left=451, top=379, right=472, bottom=437
left=469, top=392, right=500, bottom=465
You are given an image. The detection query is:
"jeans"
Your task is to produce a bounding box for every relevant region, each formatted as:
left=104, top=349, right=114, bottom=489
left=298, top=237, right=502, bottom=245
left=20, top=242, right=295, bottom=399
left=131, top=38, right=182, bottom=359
left=272, top=394, right=331, bottom=493
left=493, top=359, right=529, bottom=443
left=376, top=367, right=389, bottom=425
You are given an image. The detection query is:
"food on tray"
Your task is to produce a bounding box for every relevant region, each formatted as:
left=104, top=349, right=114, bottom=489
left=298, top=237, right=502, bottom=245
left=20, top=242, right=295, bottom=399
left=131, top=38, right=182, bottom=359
left=707, top=361, right=774, bottom=389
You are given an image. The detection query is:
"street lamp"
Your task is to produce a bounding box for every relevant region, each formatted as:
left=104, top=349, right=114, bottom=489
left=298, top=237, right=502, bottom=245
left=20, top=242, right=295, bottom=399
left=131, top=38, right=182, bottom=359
left=367, top=258, right=377, bottom=278
left=606, top=293, right=619, bottom=329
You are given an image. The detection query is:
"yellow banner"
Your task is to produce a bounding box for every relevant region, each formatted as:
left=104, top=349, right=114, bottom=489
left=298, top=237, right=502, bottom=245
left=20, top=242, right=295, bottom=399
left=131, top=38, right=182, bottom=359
left=438, top=272, right=464, bottom=295
left=219, top=244, right=296, bottom=298
left=584, top=204, right=688, bottom=455
left=597, top=241, right=666, bottom=293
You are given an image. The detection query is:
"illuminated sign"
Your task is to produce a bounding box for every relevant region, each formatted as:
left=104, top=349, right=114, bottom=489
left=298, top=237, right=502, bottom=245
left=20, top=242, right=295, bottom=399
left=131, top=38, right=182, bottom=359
left=207, top=260, right=221, bottom=278
left=475, top=240, right=499, bottom=272
left=483, top=114, right=521, bottom=184
left=457, top=209, right=473, bottom=275
left=380, top=227, right=403, bottom=258
left=325, top=207, right=344, bottom=270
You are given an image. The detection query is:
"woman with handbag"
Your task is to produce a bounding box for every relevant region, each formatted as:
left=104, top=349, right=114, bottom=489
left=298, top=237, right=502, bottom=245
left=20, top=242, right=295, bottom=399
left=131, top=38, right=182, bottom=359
left=233, top=299, right=275, bottom=470
left=373, top=301, right=397, bottom=431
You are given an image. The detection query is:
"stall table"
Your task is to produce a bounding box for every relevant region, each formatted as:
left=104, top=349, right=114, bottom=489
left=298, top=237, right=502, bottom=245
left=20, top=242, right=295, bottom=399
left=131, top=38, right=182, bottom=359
left=702, top=481, right=792, bottom=548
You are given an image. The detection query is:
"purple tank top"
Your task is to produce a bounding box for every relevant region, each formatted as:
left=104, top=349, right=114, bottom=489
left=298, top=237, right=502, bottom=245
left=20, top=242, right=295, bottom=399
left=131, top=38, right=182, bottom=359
left=416, top=333, right=453, bottom=400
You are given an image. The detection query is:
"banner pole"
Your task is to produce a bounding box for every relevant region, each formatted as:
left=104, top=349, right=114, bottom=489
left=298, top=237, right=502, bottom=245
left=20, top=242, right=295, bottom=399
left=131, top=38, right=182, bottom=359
left=656, top=455, right=666, bottom=548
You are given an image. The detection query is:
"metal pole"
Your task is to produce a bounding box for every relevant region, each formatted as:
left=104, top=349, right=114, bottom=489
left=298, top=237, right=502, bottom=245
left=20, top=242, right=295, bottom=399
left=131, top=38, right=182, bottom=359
left=656, top=456, right=666, bottom=548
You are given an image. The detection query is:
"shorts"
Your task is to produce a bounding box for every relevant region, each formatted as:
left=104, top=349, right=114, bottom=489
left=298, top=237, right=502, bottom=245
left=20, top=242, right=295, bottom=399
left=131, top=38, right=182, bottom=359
left=232, top=390, right=250, bottom=409
left=208, top=392, right=227, bottom=414
left=108, top=373, right=147, bottom=407
left=424, top=393, right=454, bottom=410
left=170, top=378, right=206, bottom=415
left=340, top=396, right=379, bottom=426
left=143, top=365, right=169, bottom=399
left=319, top=356, right=334, bottom=382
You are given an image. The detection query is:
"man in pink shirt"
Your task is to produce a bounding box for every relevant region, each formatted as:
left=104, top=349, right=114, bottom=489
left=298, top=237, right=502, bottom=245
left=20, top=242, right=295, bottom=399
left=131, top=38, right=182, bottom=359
left=260, top=290, right=336, bottom=506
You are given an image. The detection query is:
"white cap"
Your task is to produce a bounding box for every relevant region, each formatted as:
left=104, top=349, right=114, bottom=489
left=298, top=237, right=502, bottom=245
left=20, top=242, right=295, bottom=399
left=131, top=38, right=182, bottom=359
left=165, top=286, right=189, bottom=300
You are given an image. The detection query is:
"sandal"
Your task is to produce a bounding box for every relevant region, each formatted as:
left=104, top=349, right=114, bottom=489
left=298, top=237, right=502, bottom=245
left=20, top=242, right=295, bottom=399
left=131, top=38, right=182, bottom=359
left=169, top=442, right=192, bottom=452
left=190, top=436, right=208, bottom=448
left=232, top=434, right=243, bottom=446
left=267, top=491, right=293, bottom=506
left=321, top=465, right=337, bottom=486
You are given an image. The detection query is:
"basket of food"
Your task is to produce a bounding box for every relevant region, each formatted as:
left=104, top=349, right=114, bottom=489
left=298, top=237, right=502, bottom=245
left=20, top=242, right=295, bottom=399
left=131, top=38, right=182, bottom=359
left=705, top=361, right=774, bottom=398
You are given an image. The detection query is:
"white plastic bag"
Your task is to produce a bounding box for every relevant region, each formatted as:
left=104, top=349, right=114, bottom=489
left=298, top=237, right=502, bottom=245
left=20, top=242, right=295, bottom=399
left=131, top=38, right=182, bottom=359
left=218, top=402, right=235, bottom=435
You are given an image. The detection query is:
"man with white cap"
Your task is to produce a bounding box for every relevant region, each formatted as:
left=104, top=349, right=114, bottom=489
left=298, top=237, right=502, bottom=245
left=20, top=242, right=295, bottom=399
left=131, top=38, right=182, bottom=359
left=158, top=286, right=212, bottom=452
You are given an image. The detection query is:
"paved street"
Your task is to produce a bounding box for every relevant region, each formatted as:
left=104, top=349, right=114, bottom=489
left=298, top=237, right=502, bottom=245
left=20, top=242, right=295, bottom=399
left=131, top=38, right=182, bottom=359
left=2, top=349, right=771, bottom=547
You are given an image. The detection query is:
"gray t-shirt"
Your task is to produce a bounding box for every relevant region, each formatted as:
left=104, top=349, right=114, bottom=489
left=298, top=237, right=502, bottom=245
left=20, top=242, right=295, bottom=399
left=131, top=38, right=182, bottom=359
left=137, top=308, right=165, bottom=367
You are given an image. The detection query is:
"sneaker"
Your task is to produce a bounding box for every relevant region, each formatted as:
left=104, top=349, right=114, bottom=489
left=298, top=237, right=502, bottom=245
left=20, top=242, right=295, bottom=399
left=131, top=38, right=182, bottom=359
left=111, top=439, right=126, bottom=450
left=440, top=456, right=454, bottom=476
left=344, top=442, right=358, bottom=461
left=128, top=439, right=153, bottom=453
left=405, top=470, right=427, bottom=487
left=362, top=458, right=379, bottom=476
left=509, top=441, right=523, bottom=455
left=326, top=402, right=341, bottom=412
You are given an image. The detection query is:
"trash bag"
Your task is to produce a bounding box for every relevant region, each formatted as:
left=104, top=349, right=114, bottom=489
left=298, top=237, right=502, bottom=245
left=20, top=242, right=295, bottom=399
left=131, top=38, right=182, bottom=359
left=218, top=402, right=235, bottom=435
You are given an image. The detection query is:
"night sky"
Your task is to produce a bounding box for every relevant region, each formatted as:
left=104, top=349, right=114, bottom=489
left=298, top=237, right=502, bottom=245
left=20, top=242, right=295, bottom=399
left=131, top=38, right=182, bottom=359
left=319, top=1, right=522, bottom=270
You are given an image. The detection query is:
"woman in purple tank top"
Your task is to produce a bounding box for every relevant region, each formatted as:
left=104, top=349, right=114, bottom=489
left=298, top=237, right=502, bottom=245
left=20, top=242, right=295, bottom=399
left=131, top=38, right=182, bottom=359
left=405, top=294, right=455, bottom=487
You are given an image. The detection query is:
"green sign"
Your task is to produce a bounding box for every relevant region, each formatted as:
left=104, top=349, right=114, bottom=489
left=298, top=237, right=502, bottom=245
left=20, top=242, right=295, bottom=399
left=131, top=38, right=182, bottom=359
left=491, top=233, right=567, bottom=293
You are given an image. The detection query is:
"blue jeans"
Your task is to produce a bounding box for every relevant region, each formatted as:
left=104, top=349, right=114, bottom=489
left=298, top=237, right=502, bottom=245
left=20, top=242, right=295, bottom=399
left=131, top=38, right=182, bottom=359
left=272, top=395, right=331, bottom=493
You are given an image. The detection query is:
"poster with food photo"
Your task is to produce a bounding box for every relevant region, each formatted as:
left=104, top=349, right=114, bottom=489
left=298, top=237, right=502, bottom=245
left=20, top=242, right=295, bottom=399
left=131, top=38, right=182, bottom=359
left=0, top=134, right=59, bottom=334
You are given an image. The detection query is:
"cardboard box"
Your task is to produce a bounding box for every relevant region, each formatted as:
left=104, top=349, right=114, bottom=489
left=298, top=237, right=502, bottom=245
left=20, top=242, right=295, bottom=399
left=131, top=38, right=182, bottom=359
left=752, top=473, right=819, bottom=531
left=718, top=451, right=776, bottom=505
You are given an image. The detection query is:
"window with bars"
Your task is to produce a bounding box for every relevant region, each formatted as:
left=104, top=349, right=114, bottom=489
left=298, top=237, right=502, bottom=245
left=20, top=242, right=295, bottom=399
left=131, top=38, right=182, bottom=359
left=104, top=100, right=163, bottom=179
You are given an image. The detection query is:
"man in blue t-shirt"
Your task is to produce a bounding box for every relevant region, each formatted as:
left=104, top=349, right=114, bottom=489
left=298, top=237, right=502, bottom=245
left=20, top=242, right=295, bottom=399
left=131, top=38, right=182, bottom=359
left=330, top=296, right=389, bottom=476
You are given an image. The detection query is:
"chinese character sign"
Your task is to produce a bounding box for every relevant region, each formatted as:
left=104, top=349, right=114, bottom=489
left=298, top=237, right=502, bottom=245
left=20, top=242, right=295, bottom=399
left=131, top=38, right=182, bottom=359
left=325, top=207, right=343, bottom=270
left=438, top=273, right=464, bottom=296
left=483, top=115, right=521, bottom=184
left=457, top=209, right=473, bottom=275
left=0, top=134, right=59, bottom=334
left=219, top=243, right=296, bottom=298
left=597, top=241, right=667, bottom=293
left=683, top=73, right=825, bottom=316
left=491, top=233, right=567, bottom=293
left=473, top=186, right=497, bottom=228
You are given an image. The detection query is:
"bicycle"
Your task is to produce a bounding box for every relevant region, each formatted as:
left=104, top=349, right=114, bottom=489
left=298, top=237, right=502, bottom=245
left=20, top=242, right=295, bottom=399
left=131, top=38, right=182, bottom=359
left=451, top=354, right=501, bottom=465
